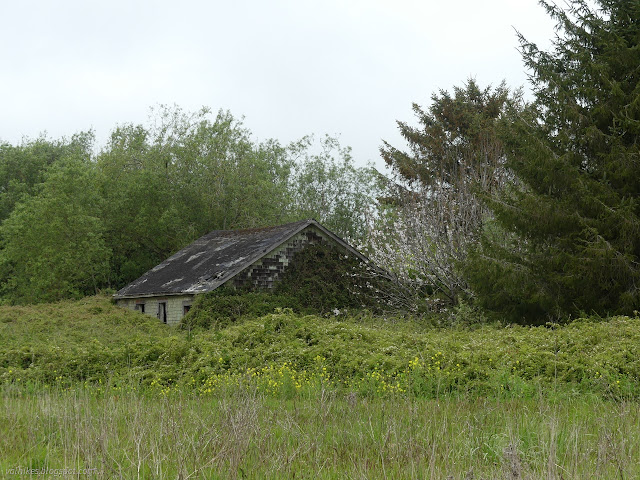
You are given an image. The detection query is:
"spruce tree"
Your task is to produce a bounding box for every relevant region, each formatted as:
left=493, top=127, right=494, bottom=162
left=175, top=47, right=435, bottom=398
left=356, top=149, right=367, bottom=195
left=468, top=0, right=640, bottom=320
left=375, top=80, right=520, bottom=304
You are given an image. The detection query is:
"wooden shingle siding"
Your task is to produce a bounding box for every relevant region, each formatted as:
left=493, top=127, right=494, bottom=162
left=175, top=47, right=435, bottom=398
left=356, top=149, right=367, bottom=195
left=231, top=225, right=326, bottom=290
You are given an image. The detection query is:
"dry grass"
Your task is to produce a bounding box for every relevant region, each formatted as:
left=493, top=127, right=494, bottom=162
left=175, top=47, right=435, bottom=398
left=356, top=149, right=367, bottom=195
left=1, top=387, right=639, bottom=479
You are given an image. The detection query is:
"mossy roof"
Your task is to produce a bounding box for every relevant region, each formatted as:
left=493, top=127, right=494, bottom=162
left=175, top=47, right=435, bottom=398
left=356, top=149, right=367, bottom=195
left=114, top=219, right=368, bottom=299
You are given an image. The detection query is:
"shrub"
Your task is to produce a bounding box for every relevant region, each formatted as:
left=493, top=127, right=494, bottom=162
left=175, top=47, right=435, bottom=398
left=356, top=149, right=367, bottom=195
left=180, top=288, right=303, bottom=330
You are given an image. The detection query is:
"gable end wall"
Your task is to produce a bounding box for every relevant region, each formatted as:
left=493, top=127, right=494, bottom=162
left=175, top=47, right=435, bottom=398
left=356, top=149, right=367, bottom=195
left=230, top=225, right=328, bottom=289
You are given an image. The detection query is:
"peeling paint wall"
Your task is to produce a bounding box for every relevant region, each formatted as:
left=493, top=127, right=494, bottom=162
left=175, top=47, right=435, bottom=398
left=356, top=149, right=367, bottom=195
left=231, top=225, right=327, bottom=289
left=116, top=295, right=194, bottom=326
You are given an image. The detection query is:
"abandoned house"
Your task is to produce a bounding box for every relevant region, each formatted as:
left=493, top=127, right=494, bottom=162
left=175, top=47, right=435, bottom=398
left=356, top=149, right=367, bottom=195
left=114, top=219, right=370, bottom=325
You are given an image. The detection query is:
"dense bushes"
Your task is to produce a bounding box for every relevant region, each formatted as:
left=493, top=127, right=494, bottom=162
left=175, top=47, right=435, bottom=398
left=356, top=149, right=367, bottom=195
left=180, top=289, right=304, bottom=330
left=1, top=296, right=640, bottom=399
left=274, top=243, right=387, bottom=312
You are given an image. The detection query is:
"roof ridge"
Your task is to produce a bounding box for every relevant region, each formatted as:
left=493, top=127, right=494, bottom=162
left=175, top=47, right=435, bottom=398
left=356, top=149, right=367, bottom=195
left=213, top=218, right=313, bottom=236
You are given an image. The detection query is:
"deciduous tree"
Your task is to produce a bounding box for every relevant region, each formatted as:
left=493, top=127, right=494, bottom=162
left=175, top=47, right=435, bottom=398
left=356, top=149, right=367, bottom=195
left=0, top=154, right=111, bottom=303
left=288, top=135, right=380, bottom=244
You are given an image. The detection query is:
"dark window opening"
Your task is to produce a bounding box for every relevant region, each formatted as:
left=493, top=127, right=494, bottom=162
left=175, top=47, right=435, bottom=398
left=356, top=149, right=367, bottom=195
left=158, top=302, right=167, bottom=324
left=183, top=304, right=191, bottom=315
left=134, top=303, right=145, bottom=314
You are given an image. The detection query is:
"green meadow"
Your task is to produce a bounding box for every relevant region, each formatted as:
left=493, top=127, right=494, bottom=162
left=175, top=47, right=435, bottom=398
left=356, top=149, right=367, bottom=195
left=1, top=296, right=639, bottom=478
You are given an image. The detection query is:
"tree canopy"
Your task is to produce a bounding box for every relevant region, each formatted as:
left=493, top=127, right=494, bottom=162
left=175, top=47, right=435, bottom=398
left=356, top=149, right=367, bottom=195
left=372, top=80, right=521, bottom=304
left=0, top=107, right=379, bottom=304
left=2, top=1, right=638, bottom=321
left=467, top=0, right=640, bottom=320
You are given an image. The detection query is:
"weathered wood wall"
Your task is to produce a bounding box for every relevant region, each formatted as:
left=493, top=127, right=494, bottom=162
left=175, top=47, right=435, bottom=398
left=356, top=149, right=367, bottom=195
left=116, top=295, right=194, bottom=326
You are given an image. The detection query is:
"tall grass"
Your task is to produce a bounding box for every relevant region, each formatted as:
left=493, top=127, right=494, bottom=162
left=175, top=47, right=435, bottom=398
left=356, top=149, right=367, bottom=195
left=1, top=385, right=639, bottom=479
left=2, top=297, right=640, bottom=478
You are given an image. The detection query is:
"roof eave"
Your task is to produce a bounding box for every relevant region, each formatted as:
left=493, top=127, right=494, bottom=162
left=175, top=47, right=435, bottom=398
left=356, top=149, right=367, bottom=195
left=113, top=291, right=198, bottom=300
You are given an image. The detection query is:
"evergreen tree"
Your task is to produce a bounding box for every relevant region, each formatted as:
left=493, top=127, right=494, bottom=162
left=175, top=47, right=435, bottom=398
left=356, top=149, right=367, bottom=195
left=468, top=0, right=640, bottom=320
left=381, top=79, right=515, bottom=193
left=374, top=80, right=520, bottom=303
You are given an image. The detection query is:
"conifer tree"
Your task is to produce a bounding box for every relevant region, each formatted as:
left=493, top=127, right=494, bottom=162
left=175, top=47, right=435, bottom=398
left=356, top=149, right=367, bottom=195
left=468, top=0, right=640, bottom=320
left=374, top=80, right=519, bottom=304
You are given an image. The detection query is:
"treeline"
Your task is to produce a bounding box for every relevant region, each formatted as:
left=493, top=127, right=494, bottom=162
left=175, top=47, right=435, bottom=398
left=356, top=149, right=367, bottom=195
left=369, top=0, right=640, bottom=322
left=1, top=0, right=638, bottom=324
left=0, top=107, right=379, bottom=304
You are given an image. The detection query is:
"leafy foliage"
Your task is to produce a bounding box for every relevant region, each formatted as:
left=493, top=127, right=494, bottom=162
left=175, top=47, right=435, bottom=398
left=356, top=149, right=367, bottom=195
left=96, top=107, right=295, bottom=288
left=0, top=133, right=94, bottom=223
left=0, top=133, right=106, bottom=303
left=288, top=135, right=381, bottom=244
left=274, top=243, right=385, bottom=313
left=1, top=296, right=640, bottom=400
left=0, top=106, right=378, bottom=304
left=180, top=288, right=303, bottom=330
left=0, top=156, right=110, bottom=303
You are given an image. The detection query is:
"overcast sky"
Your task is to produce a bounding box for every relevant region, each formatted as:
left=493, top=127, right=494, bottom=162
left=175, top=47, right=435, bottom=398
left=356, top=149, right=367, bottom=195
left=1, top=0, right=556, bottom=171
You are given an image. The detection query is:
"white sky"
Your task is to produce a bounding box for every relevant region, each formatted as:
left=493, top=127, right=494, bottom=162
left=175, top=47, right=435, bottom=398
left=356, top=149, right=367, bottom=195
left=0, top=0, right=555, bottom=171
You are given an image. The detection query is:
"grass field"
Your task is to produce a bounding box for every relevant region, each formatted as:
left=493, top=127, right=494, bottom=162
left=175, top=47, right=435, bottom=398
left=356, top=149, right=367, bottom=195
left=1, top=296, right=639, bottom=478
left=1, top=387, right=639, bottom=479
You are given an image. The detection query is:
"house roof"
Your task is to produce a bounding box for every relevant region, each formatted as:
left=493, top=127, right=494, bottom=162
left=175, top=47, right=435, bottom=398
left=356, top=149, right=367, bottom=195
left=114, top=219, right=369, bottom=299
